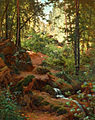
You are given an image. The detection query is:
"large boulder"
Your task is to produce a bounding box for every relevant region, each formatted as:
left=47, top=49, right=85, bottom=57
left=0, top=39, right=34, bottom=72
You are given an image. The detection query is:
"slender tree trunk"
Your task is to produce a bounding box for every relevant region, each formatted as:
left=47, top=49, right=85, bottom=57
left=6, top=8, right=8, bottom=39
left=82, top=33, right=85, bottom=54
left=75, top=0, right=80, bottom=75
left=16, top=0, right=21, bottom=48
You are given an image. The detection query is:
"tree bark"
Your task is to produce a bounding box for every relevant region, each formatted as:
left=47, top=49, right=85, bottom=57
left=6, top=7, right=8, bottom=39
left=75, top=0, right=80, bottom=75
left=16, top=0, right=21, bottom=48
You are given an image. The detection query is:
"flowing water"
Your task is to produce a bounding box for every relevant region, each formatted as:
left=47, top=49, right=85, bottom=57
left=53, top=88, right=85, bottom=114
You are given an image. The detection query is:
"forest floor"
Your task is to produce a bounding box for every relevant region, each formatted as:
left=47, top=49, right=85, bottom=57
left=15, top=51, right=87, bottom=120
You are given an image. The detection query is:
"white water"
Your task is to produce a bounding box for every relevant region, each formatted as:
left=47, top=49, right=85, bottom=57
left=53, top=88, right=85, bottom=114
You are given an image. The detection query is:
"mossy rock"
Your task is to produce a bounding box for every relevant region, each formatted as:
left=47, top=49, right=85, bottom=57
left=32, top=96, right=44, bottom=107
left=11, top=75, right=35, bottom=92
left=36, top=66, right=50, bottom=74
left=42, top=85, right=55, bottom=96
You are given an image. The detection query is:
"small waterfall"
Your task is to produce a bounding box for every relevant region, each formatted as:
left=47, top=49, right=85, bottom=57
left=53, top=88, right=85, bottom=114
left=53, top=88, right=65, bottom=98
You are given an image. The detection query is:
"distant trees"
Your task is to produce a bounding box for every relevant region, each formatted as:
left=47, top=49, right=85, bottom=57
left=48, top=0, right=95, bottom=75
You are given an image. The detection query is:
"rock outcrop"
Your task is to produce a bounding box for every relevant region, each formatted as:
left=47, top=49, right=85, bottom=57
left=0, top=39, right=34, bottom=72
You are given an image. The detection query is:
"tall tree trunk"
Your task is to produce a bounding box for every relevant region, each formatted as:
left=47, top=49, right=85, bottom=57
left=6, top=8, right=8, bottom=39
left=75, top=0, right=80, bottom=75
left=16, top=0, right=21, bottom=48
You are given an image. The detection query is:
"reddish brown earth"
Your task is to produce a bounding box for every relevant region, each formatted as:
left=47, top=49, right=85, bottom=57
left=27, top=51, right=48, bottom=66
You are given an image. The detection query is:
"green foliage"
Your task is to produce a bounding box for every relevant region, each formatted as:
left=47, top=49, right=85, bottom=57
left=76, top=82, right=95, bottom=120
left=23, top=31, right=74, bottom=74
left=55, top=71, right=72, bottom=84
left=0, top=90, right=26, bottom=120
left=22, top=32, right=58, bottom=53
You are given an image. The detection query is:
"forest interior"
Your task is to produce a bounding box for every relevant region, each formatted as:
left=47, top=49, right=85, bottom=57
left=0, top=0, right=95, bottom=120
